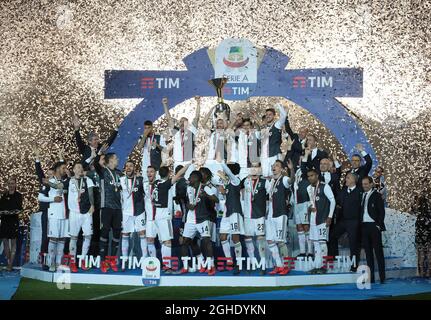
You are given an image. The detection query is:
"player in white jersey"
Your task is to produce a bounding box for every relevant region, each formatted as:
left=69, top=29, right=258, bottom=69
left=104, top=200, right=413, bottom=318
left=120, top=161, right=147, bottom=264
left=145, top=164, right=190, bottom=273
left=180, top=170, right=219, bottom=275
left=66, top=163, right=95, bottom=272
left=44, top=162, right=69, bottom=272
left=240, top=163, right=267, bottom=274
left=257, top=102, right=288, bottom=178
left=265, top=160, right=294, bottom=275
left=162, top=96, right=200, bottom=174
left=236, top=118, right=260, bottom=180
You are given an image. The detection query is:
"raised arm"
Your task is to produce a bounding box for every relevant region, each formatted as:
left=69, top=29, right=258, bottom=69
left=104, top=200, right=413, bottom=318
left=33, top=147, right=45, bottom=183
left=192, top=96, right=201, bottom=128
left=162, top=97, right=175, bottom=130
left=220, top=163, right=240, bottom=186
left=201, top=106, right=215, bottom=131
left=105, top=128, right=119, bottom=148
left=171, top=163, right=191, bottom=184
left=274, top=102, right=288, bottom=129
left=356, top=143, right=372, bottom=175
left=284, top=113, right=295, bottom=140
left=72, top=113, right=86, bottom=155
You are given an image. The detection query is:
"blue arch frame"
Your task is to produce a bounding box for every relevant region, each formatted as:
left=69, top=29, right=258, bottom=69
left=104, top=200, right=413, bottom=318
left=105, top=45, right=375, bottom=169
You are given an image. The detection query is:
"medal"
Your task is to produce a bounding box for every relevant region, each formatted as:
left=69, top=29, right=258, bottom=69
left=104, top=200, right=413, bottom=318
left=107, top=168, right=119, bottom=192
left=269, top=176, right=282, bottom=201
left=250, top=178, right=259, bottom=201
left=126, top=176, right=136, bottom=198
left=191, top=183, right=202, bottom=206
left=74, top=177, right=84, bottom=203
left=147, top=134, right=155, bottom=152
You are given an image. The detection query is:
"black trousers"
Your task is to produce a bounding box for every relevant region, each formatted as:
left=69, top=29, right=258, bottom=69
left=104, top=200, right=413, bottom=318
left=361, top=222, right=385, bottom=282
left=40, top=209, right=48, bottom=254
left=328, top=219, right=360, bottom=268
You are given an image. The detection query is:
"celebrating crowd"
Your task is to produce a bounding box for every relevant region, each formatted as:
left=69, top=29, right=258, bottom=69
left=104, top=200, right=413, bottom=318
left=2, top=96, right=421, bottom=283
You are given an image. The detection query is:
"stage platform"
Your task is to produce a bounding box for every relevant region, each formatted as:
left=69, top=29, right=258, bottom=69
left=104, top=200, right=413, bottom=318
left=20, top=257, right=417, bottom=287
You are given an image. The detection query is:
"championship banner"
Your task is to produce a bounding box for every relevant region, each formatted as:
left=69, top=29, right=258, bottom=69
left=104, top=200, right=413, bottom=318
left=104, top=38, right=373, bottom=169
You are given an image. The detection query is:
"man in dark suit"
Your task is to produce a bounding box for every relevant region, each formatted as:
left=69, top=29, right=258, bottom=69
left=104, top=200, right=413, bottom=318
left=319, top=156, right=341, bottom=199
left=361, top=176, right=386, bottom=284
left=344, top=143, right=372, bottom=190
left=284, top=114, right=308, bottom=170
left=303, top=134, right=328, bottom=173
left=72, top=113, right=119, bottom=170
left=329, top=172, right=362, bottom=271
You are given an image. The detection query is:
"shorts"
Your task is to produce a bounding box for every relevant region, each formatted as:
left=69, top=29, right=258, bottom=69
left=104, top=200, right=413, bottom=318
left=69, top=211, right=93, bottom=237
left=220, top=213, right=244, bottom=235
left=310, top=223, right=329, bottom=241
left=244, top=216, right=265, bottom=237
left=146, top=218, right=173, bottom=242
left=265, top=215, right=288, bottom=242
left=183, top=220, right=211, bottom=239
left=261, top=154, right=281, bottom=178
left=100, top=208, right=122, bottom=231
left=122, top=213, right=146, bottom=233
left=48, top=218, right=69, bottom=238
left=294, top=202, right=310, bottom=225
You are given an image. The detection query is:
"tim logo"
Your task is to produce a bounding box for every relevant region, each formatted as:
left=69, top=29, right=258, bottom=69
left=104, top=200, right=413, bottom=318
left=293, top=76, right=333, bottom=88
left=140, top=77, right=180, bottom=89
left=223, top=86, right=250, bottom=95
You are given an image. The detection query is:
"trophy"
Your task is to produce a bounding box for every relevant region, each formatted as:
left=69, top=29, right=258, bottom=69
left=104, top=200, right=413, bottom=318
left=208, top=77, right=231, bottom=128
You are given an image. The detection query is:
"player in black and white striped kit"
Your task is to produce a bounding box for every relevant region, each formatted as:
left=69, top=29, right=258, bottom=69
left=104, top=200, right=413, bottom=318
left=217, top=158, right=244, bottom=275
left=265, top=160, right=294, bottom=275
left=120, top=161, right=146, bottom=263
left=292, top=157, right=313, bottom=258
left=66, top=163, right=95, bottom=272
left=181, top=170, right=219, bottom=275
left=146, top=164, right=190, bottom=273
left=240, top=163, right=267, bottom=275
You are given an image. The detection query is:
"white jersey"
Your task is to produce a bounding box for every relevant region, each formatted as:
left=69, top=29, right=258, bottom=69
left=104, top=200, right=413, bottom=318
left=47, top=177, right=68, bottom=219
left=143, top=181, right=156, bottom=221
left=120, top=175, right=145, bottom=216
left=67, top=176, right=94, bottom=213
left=206, top=129, right=237, bottom=163
left=172, top=124, right=198, bottom=163
left=237, top=129, right=260, bottom=168
left=141, top=134, right=167, bottom=170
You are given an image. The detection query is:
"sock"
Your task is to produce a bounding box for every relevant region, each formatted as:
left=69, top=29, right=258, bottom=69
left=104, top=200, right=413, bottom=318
left=257, top=238, right=266, bottom=260
left=268, top=243, right=282, bottom=267
left=234, top=242, right=243, bottom=267
left=161, top=244, right=172, bottom=268
left=48, top=239, right=57, bottom=266
left=69, top=238, right=77, bottom=259
left=121, top=235, right=130, bottom=257
left=319, top=241, right=328, bottom=269
left=100, top=239, right=109, bottom=260
left=148, top=243, right=156, bottom=257
left=82, top=236, right=91, bottom=258
left=140, top=236, right=148, bottom=258
left=305, top=232, right=313, bottom=255
left=313, top=241, right=322, bottom=268
left=111, top=239, right=120, bottom=258
left=298, top=231, right=306, bottom=254
left=56, top=240, right=65, bottom=265
left=245, top=238, right=255, bottom=259
left=221, top=240, right=231, bottom=258
left=278, top=242, right=289, bottom=259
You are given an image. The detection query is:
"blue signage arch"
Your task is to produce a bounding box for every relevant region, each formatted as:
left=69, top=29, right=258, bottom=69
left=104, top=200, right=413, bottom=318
left=105, top=42, right=375, bottom=169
